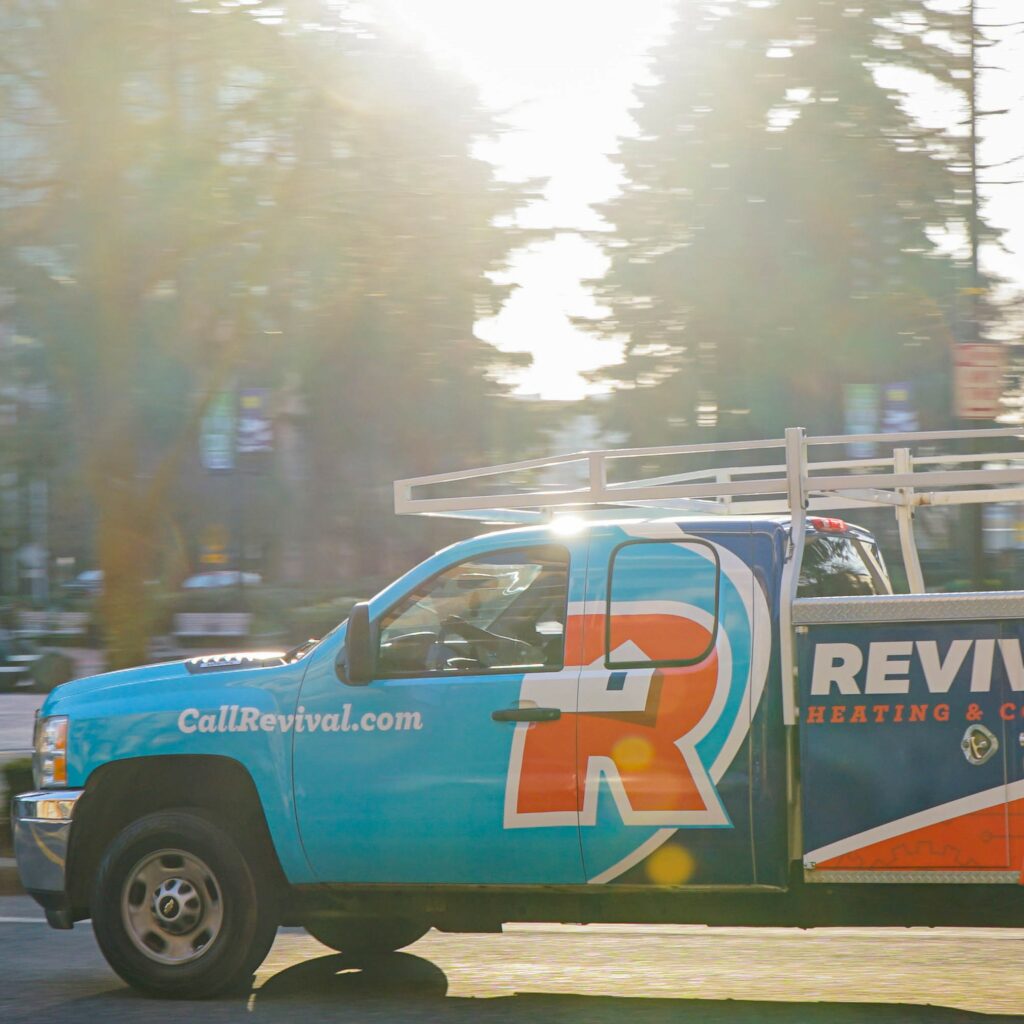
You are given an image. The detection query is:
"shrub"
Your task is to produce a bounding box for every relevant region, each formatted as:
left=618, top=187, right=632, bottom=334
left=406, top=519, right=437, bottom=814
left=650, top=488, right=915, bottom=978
left=0, top=757, right=34, bottom=855
left=285, top=597, right=361, bottom=645
left=30, top=652, right=74, bottom=693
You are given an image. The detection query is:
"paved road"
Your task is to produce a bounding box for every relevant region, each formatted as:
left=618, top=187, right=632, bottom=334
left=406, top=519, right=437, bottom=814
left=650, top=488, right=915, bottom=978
left=1, top=895, right=1021, bottom=1022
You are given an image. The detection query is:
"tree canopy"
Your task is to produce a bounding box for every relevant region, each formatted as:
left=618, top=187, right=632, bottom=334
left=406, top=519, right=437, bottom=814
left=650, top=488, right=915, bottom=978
left=0, top=0, right=537, bottom=663
left=592, top=0, right=1003, bottom=444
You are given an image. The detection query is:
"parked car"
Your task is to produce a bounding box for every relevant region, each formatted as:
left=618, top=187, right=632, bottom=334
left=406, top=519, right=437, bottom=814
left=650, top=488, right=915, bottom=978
left=61, top=569, right=103, bottom=596
left=181, top=571, right=262, bottom=590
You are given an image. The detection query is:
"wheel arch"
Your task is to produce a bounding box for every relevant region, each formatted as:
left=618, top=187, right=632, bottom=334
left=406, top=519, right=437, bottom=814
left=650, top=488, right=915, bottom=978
left=67, top=754, right=289, bottom=920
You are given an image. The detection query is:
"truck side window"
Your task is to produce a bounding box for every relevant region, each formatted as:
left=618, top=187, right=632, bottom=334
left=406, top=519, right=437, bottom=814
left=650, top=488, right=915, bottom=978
left=797, top=535, right=881, bottom=597
left=606, top=539, right=720, bottom=667
left=376, top=545, right=570, bottom=676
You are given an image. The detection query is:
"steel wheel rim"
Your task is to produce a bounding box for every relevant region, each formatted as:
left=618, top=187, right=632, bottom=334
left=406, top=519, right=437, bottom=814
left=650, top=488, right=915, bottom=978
left=120, top=848, right=225, bottom=965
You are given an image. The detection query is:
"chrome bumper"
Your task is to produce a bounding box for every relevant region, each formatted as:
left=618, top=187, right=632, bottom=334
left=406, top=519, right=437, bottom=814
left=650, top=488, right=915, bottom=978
left=12, top=790, right=85, bottom=897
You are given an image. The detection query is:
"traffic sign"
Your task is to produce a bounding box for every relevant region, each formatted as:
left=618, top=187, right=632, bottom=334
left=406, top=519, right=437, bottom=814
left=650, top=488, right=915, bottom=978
left=954, top=344, right=1005, bottom=420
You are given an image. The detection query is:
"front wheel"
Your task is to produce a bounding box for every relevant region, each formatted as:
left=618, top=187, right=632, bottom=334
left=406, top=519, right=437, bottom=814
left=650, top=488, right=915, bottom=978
left=304, top=915, right=429, bottom=956
left=91, top=810, right=278, bottom=999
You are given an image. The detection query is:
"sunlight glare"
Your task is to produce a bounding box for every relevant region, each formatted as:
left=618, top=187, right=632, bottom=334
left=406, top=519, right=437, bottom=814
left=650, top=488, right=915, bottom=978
left=374, top=0, right=676, bottom=400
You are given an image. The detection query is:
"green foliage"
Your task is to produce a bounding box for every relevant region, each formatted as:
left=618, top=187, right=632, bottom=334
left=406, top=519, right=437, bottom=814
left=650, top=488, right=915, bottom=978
left=0, top=1, right=544, bottom=663
left=592, top=0, right=1003, bottom=444
left=0, top=757, right=34, bottom=853
left=28, top=651, right=73, bottom=692
left=147, top=584, right=374, bottom=645
left=286, top=596, right=362, bottom=645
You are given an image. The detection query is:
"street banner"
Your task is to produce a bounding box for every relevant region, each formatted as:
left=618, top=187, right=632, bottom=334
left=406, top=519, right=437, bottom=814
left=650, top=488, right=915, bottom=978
left=844, top=384, right=879, bottom=457
left=237, top=388, right=273, bottom=454
left=882, top=382, right=917, bottom=434
left=200, top=389, right=236, bottom=471
left=954, top=344, right=1005, bottom=420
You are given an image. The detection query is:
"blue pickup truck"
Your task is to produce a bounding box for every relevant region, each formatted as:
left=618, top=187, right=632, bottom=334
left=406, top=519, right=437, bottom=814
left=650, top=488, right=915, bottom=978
left=14, top=428, right=1024, bottom=997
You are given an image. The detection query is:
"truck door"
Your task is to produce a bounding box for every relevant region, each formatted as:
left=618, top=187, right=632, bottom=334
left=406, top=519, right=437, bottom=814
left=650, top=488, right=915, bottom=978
left=292, top=541, right=586, bottom=885
left=575, top=524, right=771, bottom=886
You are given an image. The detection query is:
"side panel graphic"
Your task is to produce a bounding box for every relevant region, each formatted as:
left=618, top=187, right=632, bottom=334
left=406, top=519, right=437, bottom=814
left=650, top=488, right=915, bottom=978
left=800, top=620, right=1019, bottom=874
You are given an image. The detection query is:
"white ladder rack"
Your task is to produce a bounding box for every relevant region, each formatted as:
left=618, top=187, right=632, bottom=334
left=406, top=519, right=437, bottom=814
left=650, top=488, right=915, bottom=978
left=396, top=426, right=1024, bottom=519
left=395, top=426, right=1024, bottom=594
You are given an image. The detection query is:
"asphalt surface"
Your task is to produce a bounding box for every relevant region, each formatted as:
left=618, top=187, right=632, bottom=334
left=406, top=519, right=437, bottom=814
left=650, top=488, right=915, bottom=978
left=1, top=895, right=1023, bottom=1023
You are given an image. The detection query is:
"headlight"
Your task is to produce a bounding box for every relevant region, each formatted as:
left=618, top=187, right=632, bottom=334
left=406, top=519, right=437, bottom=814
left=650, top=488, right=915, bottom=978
left=33, top=715, right=69, bottom=788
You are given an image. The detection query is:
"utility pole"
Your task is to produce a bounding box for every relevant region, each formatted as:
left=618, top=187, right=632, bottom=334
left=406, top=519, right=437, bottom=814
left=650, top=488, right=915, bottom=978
left=965, top=0, right=986, bottom=590
left=960, top=1, right=1024, bottom=587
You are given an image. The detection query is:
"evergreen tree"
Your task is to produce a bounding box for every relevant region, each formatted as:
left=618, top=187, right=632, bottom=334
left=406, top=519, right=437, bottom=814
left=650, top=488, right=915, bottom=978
left=593, top=0, right=997, bottom=445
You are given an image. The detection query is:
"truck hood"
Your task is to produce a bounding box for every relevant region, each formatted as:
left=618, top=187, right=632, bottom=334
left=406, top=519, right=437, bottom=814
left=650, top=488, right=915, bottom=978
left=42, top=650, right=289, bottom=716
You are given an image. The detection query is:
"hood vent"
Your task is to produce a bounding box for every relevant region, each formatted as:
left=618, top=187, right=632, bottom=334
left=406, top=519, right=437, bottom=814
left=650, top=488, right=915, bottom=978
left=185, top=651, right=286, bottom=674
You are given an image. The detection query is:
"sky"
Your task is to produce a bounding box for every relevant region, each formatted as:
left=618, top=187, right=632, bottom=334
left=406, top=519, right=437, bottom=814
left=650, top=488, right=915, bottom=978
left=375, top=0, right=1024, bottom=402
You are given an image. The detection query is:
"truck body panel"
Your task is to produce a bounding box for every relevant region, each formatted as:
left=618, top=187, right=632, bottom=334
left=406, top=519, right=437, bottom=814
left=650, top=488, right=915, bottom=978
left=797, top=593, right=1024, bottom=881
left=292, top=528, right=588, bottom=885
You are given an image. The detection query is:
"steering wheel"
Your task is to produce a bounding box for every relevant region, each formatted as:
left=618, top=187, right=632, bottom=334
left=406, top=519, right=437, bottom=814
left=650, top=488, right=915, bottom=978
left=440, top=616, right=537, bottom=667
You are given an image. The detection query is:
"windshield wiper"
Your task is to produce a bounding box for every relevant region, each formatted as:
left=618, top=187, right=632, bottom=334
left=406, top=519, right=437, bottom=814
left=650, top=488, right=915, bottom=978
left=283, top=637, right=319, bottom=662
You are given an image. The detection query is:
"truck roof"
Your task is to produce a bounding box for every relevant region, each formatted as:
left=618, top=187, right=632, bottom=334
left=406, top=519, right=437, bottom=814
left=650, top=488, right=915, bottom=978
left=463, top=511, right=878, bottom=550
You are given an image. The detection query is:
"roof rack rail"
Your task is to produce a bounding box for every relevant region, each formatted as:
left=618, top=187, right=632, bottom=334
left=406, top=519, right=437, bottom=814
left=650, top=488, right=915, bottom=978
left=395, top=426, right=1024, bottom=594
left=395, top=426, right=1024, bottom=520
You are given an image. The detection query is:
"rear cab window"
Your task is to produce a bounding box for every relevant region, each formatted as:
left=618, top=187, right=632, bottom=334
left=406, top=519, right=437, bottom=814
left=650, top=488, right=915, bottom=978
left=797, top=526, right=893, bottom=598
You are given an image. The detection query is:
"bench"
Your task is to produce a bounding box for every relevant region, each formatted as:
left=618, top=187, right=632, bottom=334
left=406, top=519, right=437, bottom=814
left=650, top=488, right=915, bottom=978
left=7, top=654, right=41, bottom=667
left=173, top=612, right=252, bottom=645
left=0, top=664, right=32, bottom=692
left=14, top=610, right=90, bottom=642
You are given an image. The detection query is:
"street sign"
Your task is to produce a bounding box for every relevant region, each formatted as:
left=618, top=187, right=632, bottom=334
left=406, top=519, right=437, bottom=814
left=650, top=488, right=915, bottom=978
left=844, top=383, right=878, bottom=457
left=882, top=382, right=917, bottom=433
left=955, top=344, right=1005, bottom=420
left=200, top=389, right=236, bottom=470
left=237, top=388, right=273, bottom=454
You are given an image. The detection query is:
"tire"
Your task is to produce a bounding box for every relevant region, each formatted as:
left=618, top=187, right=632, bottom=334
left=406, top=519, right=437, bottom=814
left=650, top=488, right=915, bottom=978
left=304, top=915, right=429, bottom=956
left=91, top=810, right=278, bottom=999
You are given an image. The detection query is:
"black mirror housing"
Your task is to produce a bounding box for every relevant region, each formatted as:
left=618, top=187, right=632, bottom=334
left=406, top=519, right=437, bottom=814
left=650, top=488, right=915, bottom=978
left=338, top=601, right=375, bottom=686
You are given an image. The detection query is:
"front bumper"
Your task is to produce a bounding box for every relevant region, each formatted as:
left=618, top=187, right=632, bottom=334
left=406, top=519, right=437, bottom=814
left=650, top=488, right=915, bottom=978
left=12, top=790, right=85, bottom=928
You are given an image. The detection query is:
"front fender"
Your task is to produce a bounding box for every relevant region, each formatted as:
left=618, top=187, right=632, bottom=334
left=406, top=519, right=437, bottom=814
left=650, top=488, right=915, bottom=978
left=46, top=658, right=312, bottom=882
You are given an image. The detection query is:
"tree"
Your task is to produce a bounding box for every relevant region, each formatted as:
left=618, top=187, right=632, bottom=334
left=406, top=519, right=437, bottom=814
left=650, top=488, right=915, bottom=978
left=0, top=1, right=537, bottom=664
left=591, top=0, right=1003, bottom=446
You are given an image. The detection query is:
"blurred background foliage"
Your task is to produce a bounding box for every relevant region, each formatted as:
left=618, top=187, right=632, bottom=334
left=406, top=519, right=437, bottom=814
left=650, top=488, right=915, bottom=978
left=0, top=0, right=1019, bottom=666
left=0, top=0, right=547, bottom=664
left=592, top=0, right=1008, bottom=441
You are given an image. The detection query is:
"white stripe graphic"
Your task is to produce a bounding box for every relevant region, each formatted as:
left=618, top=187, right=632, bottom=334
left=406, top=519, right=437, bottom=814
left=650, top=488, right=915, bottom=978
left=804, top=779, right=1024, bottom=867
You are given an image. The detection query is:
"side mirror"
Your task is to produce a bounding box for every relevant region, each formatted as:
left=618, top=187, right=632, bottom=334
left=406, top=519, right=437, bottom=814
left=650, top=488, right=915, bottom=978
left=338, top=601, right=375, bottom=686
